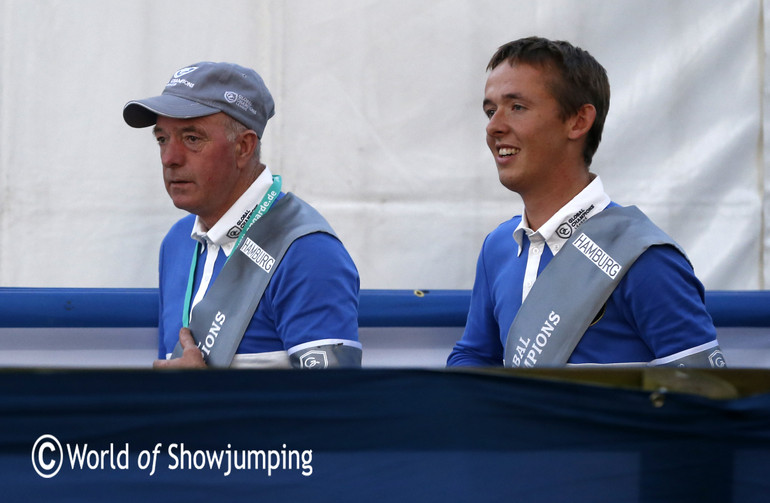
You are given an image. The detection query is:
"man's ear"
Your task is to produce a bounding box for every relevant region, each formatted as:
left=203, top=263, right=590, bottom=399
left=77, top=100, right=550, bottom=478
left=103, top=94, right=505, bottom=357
left=235, top=130, right=260, bottom=167
left=567, top=103, right=596, bottom=140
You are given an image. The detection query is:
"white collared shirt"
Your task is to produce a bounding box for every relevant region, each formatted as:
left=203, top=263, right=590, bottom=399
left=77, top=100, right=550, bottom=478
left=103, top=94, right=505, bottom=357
left=188, top=166, right=275, bottom=318
left=513, top=175, right=612, bottom=302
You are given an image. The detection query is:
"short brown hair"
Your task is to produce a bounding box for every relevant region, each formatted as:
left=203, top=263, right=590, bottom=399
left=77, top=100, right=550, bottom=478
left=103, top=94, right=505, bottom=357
left=488, top=37, right=610, bottom=167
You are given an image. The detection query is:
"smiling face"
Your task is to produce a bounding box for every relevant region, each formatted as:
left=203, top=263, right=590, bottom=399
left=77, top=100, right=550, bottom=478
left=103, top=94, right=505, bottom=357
left=483, top=62, right=579, bottom=197
left=153, top=113, right=252, bottom=229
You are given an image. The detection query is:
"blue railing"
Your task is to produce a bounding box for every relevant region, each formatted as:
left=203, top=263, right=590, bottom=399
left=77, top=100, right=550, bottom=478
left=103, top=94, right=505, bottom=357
left=0, top=288, right=767, bottom=328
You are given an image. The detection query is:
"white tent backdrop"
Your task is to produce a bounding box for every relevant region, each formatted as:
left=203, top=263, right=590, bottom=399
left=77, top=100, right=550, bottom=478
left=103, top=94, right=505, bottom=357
left=0, top=0, right=766, bottom=291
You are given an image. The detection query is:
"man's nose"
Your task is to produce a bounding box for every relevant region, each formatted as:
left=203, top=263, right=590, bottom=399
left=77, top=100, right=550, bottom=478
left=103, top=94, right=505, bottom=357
left=486, top=111, right=508, bottom=137
left=160, top=138, right=184, bottom=167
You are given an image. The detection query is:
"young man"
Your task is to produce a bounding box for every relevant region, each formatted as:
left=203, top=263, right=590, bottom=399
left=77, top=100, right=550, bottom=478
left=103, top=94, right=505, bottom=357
left=123, top=62, right=362, bottom=369
left=447, top=37, right=725, bottom=368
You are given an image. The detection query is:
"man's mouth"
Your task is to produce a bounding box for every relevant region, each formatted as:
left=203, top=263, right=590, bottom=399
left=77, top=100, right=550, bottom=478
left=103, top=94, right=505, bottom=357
left=498, top=147, right=520, bottom=157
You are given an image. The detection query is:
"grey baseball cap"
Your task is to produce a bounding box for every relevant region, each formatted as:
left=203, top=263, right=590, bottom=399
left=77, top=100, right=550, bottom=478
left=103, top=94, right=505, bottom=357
left=123, top=62, right=275, bottom=138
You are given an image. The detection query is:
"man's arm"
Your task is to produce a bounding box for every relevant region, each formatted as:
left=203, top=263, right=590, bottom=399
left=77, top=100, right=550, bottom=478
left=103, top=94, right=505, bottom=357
left=447, top=245, right=504, bottom=367
left=620, top=245, right=725, bottom=368
left=267, top=232, right=362, bottom=368
left=287, top=339, right=363, bottom=369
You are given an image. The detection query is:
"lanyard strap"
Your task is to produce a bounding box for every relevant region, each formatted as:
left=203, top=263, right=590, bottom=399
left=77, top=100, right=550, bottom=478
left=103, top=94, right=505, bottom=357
left=181, top=175, right=282, bottom=328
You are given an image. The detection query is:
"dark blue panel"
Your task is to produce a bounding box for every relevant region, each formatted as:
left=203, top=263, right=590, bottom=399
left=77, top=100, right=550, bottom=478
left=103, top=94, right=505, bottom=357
left=2, top=368, right=769, bottom=502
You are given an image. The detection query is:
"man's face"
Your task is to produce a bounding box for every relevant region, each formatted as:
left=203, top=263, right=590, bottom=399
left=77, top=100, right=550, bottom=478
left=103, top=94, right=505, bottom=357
left=153, top=113, right=242, bottom=227
left=483, top=62, right=573, bottom=195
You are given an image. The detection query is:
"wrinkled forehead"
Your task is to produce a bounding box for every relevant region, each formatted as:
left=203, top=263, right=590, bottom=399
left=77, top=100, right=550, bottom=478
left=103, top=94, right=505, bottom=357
left=153, top=112, right=228, bottom=132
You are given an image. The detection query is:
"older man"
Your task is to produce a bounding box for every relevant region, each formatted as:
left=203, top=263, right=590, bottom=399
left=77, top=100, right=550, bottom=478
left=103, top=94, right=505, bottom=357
left=124, top=62, right=361, bottom=369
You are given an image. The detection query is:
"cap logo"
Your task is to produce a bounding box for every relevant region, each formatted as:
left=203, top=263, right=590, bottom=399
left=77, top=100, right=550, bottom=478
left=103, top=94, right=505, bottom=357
left=224, top=91, right=257, bottom=116
left=173, top=66, right=198, bottom=78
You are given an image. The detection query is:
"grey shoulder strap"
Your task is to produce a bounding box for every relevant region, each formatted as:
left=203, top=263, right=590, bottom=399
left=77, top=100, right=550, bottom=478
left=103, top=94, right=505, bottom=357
left=172, top=193, right=336, bottom=368
left=503, top=205, right=685, bottom=368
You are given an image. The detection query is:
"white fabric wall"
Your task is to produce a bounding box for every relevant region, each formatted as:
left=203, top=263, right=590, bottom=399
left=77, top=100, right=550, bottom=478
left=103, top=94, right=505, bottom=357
left=0, top=0, right=765, bottom=290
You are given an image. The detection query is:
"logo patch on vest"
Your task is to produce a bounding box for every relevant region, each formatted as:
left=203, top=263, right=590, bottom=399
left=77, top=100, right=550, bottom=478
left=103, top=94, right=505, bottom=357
left=239, top=237, right=275, bottom=272
left=572, top=233, right=622, bottom=279
left=299, top=350, right=329, bottom=369
left=708, top=349, right=726, bottom=368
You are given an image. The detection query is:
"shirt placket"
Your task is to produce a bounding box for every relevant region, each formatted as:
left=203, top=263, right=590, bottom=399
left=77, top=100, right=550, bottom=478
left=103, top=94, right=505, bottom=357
left=189, top=240, right=220, bottom=322
left=522, top=232, right=544, bottom=302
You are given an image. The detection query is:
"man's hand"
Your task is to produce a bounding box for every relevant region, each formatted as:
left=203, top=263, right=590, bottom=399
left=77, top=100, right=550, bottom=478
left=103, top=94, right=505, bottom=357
left=153, top=327, right=207, bottom=369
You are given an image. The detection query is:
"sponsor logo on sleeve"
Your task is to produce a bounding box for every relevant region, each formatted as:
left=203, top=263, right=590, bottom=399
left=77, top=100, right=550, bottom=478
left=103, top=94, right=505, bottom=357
left=299, top=350, right=329, bottom=369
left=708, top=349, right=726, bottom=368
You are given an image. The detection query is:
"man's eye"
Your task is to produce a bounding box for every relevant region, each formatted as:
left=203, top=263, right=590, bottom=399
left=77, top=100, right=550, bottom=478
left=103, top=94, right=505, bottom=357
left=155, top=136, right=167, bottom=145
left=184, top=135, right=200, bottom=143
left=484, top=108, right=495, bottom=119
left=512, top=104, right=524, bottom=111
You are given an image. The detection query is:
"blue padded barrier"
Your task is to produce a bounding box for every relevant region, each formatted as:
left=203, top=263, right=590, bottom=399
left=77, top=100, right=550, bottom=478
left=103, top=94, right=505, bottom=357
left=0, top=287, right=768, bottom=328
left=0, top=288, right=159, bottom=328
left=363, top=290, right=770, bottom=327
left=4, top=367, right=770, bottom=501
left=358, top=289, right=471, bottom=327
left=703, top=290, right=770, bottom=327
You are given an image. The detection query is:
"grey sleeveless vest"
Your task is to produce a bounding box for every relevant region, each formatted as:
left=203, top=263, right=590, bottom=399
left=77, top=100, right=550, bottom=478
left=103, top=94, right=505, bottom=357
left=504, top=205, right=685, bottom=367
left=172, top=193, right=337, bottom=367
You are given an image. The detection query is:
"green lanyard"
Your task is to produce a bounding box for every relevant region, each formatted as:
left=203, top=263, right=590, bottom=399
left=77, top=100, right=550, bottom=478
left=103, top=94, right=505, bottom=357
left=182, top=175, right=282, bottom=328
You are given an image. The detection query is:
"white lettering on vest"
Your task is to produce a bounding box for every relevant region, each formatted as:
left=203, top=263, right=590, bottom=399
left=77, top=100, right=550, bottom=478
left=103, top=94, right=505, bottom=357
left=511, top=311, right=561, bottom=368
left=522, top=310, right=561, bottom=367
left=198, top=311, right=227, bottom=356
left=240, top=237, right=276, bottom=273
left=572, top=233, right=622, bottom=279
